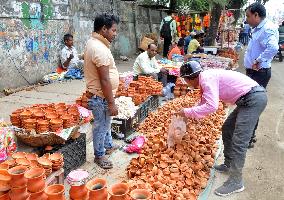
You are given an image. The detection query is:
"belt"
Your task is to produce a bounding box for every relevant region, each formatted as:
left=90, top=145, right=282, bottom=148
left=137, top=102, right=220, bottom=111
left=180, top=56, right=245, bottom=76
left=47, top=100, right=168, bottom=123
left=85, top=91, right=105, bottom=100
left=238, top=86, right=266, bottom=101
left=246, top=68, right=271, bottom=73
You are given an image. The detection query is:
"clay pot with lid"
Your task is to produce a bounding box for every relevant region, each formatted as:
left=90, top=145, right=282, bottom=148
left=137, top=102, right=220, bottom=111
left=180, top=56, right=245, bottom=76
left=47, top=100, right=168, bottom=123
left=86, top=178, right=108, bottom=200
left=9, top=185, right=30, bottom=200
left=0, top=170, right=11, bottom=192
left=130, top=189, right=152, bottom=200
left=44, top=184, right=65, bottom=200
left=8, top=165, right=28, bottom=188
left=109, top=183, right=129, bottom=200
left=24, top=167, right=46, bottom=193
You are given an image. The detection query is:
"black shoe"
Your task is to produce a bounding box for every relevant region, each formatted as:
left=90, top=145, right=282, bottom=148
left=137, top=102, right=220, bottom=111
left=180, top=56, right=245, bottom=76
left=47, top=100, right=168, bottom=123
left=251, top=138, right=257, bottom=143
left=214, top=164, right=230, bottom=173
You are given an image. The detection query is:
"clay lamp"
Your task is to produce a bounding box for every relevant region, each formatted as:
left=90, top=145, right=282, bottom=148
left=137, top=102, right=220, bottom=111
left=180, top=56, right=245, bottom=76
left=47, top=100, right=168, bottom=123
left=49, top=153, right=63, bottom=162
left=26, top=153, right=38, bottom=161
left=12, top=152, right=26, bottom=159
left=45, top=113, right=58, bottom=121
left=16, top=158, right=31, bottom=167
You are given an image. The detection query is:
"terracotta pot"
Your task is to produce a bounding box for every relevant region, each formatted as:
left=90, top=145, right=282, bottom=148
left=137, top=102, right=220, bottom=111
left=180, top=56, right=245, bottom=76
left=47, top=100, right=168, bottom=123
left=109, top=183, right=129, bottom=200
left=28, top=188, right=48, bottom=200
left=8, top=166, right=28, bottom=188
left=3, top=160, right=15, bottom=169
left=44, top=184, right=65, bottom=200
left=69, top=185, right=88, bottom=200
left=9, top=186, right=30, bottom=200
left=0, top=170, right=11, bottom=192
left=130, top=189, right=152, bottom=200
left=0, top=191, right=9, bottom=200
left=86, top=178, right=108, bottom=200
left=26, top=153, right=38, bottom=161
left=12, top=152, right=26, bottom=159
left=24, top=167, right=46, bottom=193
left=16, top=158, right=31, bottom=167
left=49, top=153, right=63, bottom=162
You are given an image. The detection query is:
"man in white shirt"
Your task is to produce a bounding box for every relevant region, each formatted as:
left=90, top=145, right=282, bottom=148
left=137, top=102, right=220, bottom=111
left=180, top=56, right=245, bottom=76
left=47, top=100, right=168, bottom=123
left=133, top=43, right=168, bottom=86
left=60, top=34, right=84, bottom=70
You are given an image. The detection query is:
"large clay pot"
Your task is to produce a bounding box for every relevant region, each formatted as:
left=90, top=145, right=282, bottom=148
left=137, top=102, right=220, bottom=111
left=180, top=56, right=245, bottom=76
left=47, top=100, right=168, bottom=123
left=9, top=186, right=30, bottom=200
left=0, top=191, right=9, bottom=200
left=0, top=170, right=11, bottom=192
left=86, top=178, right=107, bottom=200
left=8, top=166, right=28, bottom=188
left=28, top=188, right=48, bottom=200
left=44, top=184, right=65, bottom=200
left=130, top=189, right=152, bottom=200
left=24, top=167, right=46, bottom=193
left=109, top=183, right=129, bottom=200
left=69, top=185, right=88, bottom=200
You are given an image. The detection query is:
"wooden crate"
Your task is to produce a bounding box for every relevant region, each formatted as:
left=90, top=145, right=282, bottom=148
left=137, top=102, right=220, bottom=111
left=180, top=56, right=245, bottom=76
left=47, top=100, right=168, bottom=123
left=46, top=168, right=64, bottom=186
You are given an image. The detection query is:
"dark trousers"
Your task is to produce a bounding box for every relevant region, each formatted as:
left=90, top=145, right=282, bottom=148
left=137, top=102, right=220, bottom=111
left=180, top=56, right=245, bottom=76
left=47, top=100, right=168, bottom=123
left=246, top=68, right=271, bottom=140
left=222, top=86, right=267, bottom=181
left=163, top=36, right=172, bottom=58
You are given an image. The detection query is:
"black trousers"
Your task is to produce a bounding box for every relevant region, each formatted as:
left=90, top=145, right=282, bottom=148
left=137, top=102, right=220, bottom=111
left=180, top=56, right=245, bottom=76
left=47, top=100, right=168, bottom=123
left=246, top=68, right=271, bottom=140
left=163, top=36, right=172, bottom=58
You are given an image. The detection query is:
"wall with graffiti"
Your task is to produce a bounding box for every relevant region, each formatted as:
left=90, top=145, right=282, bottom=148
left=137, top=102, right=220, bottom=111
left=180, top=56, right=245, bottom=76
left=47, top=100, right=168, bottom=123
left=0, top=0, right=164, bottom=90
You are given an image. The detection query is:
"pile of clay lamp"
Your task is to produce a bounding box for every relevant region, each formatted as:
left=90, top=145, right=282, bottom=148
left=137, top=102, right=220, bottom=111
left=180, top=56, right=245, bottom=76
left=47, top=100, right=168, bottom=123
left=173, top=77, right=189, bottom=97
left=127, top=90, right=226, bottom=200
left=75, top=93, right=88, bottom=109
left=218, top=48, right=239, bottom=64
left=0, top=152, right=66, bottom=200
left=10, top=103, right=80, bottom=133
left=116, top=76, right=163, bottom=106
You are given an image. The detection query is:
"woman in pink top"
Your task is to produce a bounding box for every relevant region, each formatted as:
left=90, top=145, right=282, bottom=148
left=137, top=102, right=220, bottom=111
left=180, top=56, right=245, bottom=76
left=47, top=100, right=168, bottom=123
left=177, top=61, right=267, bottom=197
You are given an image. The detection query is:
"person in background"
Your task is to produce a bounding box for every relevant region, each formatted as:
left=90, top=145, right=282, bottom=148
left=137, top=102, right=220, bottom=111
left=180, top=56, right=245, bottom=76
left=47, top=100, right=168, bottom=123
left=60, top=34, right=84, bottom=70
left=239, top=24, right=245, bottom=45
left=188, top=33, right=204, bottom=54
left=84, top=14, right=120, bottom=169
left=279, top=21, right=284, bottom=42
left=177, top=61, right=267, bottom=197
left=168, top=39, right=184, bottom=60
left=184, top=32, right=194, bottom=54
left=243, top=21, right=251, bottom=45
left=160, top=11, right=177, bottom=58
left=133, top=43, right=168, bottom=86
left=244, top=2, right=279, bottom=148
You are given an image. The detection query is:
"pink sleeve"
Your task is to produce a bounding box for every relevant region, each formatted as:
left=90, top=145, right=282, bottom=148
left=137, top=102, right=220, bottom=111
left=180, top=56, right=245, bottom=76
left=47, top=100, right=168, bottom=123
left=183, top=75, right=220, bottom=119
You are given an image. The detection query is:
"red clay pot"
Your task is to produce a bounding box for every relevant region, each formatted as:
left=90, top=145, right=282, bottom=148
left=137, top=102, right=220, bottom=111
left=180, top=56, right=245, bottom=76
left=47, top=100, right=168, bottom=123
left=109, top=183, right=129, bottom=200
left=69, top=184, right=88, bottom=200
left=24, top=167, right=46, bottom=193
left=130, top=189, right=152, bottom=200
left=0, top=170, right=11, bottom=192
left=9, top=186, right=30, bottom=200
left=86, top=178, right=108, bottom=200
left=28, top=188, right=48, bottom=200
left=8, top=166, right=28, bottom=188
left=44, top=184, right=65, bottom=200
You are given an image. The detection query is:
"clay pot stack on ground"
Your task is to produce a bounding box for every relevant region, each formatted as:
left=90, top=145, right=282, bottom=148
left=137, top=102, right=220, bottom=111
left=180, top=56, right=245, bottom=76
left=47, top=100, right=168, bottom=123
left=9, top=103, right=81, bottom=133
left=49, top=153, right=64, bottom=171
left=173, top=78, right=189, bottom=97
left=127, top=90, right=226, bottom=200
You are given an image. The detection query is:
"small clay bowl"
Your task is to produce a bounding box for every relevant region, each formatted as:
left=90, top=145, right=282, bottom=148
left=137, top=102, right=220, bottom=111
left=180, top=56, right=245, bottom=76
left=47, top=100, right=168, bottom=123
left=37, top=158, right=52, bottom=167
left=12, top=152, right=26, bottom=159
left=49, top=153, right=63, bottom=162
left=26, top=153, right=38, bottom=161
left=16, top=158, right=31, bottom=166
left=0, top=163, right=9, bottom=170
left=49, top=119, right=63, bottom=125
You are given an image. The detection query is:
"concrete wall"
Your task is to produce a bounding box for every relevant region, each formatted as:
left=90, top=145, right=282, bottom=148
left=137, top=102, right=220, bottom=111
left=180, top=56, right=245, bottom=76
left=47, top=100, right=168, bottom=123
left=0, top=0, right=165, bottom=91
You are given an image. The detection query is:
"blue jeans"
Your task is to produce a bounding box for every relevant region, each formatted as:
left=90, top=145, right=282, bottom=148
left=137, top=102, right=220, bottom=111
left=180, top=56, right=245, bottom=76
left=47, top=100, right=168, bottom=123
left=88, top=96, right=113, bottom=157
left=222, top=86, right=267, bottom=182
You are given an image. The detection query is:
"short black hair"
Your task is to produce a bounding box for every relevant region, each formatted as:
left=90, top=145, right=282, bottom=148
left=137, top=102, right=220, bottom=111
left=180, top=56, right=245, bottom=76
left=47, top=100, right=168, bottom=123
left=147, top=43, right=157, bottom=49
left=166, top=10, right=172, bottom=15
left=246, top=2, right=266, bottom=18
left=94, top=13, right=120, bottom=32
left=282, top=21, right=284, bottom=26
left=177, top=39, right=184, bottom=47
left=63, top=34, right=73, bottom=42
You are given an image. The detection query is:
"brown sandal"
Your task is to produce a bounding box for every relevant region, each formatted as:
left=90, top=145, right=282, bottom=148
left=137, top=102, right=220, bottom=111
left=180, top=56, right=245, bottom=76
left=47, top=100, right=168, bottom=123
left=94, top=156, right=113, bottom=169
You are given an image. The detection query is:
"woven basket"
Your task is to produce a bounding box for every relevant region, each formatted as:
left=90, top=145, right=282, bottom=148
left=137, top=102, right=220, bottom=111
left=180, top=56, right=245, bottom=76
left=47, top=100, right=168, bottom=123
left=14, top=126, right=80, bottom=147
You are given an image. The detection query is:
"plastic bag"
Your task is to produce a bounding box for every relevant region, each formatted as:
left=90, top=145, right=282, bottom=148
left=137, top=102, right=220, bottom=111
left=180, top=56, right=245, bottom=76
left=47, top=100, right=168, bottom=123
left=123, top=136, right=146, bottom=154
left=167, top=115, right=187, bottom=148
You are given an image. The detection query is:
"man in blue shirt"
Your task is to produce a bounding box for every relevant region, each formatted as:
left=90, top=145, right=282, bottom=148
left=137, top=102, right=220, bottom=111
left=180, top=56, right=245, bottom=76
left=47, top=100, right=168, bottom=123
left=244, top=3, right=279, bottom=147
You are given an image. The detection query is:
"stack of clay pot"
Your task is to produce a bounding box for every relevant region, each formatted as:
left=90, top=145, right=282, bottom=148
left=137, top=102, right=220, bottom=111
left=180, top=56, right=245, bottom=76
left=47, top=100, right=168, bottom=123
left=49, top=153, right=64, bottom=171
left=174, top=77, right=189, bottom=97
left=9, top=103, right=81, bottom=134
left=37, top=157, right=53, bottom=177
left=25, top=167, right=48, bottom=200
left=115, top=80, right=128, bottom=97
left=127, top=90, right=226, bottom=199
left=8, top=165, right=30, bottom=200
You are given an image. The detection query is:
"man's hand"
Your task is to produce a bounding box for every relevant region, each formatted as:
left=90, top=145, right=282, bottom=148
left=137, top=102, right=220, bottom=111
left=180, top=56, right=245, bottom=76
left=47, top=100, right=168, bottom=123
left=108, top=102, right=118, bottom=116
left=252, top=60, right=260, bottom=71
left=68, top=54, right=74, bottom=60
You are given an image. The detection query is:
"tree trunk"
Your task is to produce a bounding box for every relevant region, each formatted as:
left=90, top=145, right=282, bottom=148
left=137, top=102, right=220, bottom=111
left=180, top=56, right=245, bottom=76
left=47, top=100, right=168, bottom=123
left=229, top=0, right=243, bottom=25
left=169, top=0, right=177, bottom=11
left=205, top=3, right=223, bottom=46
